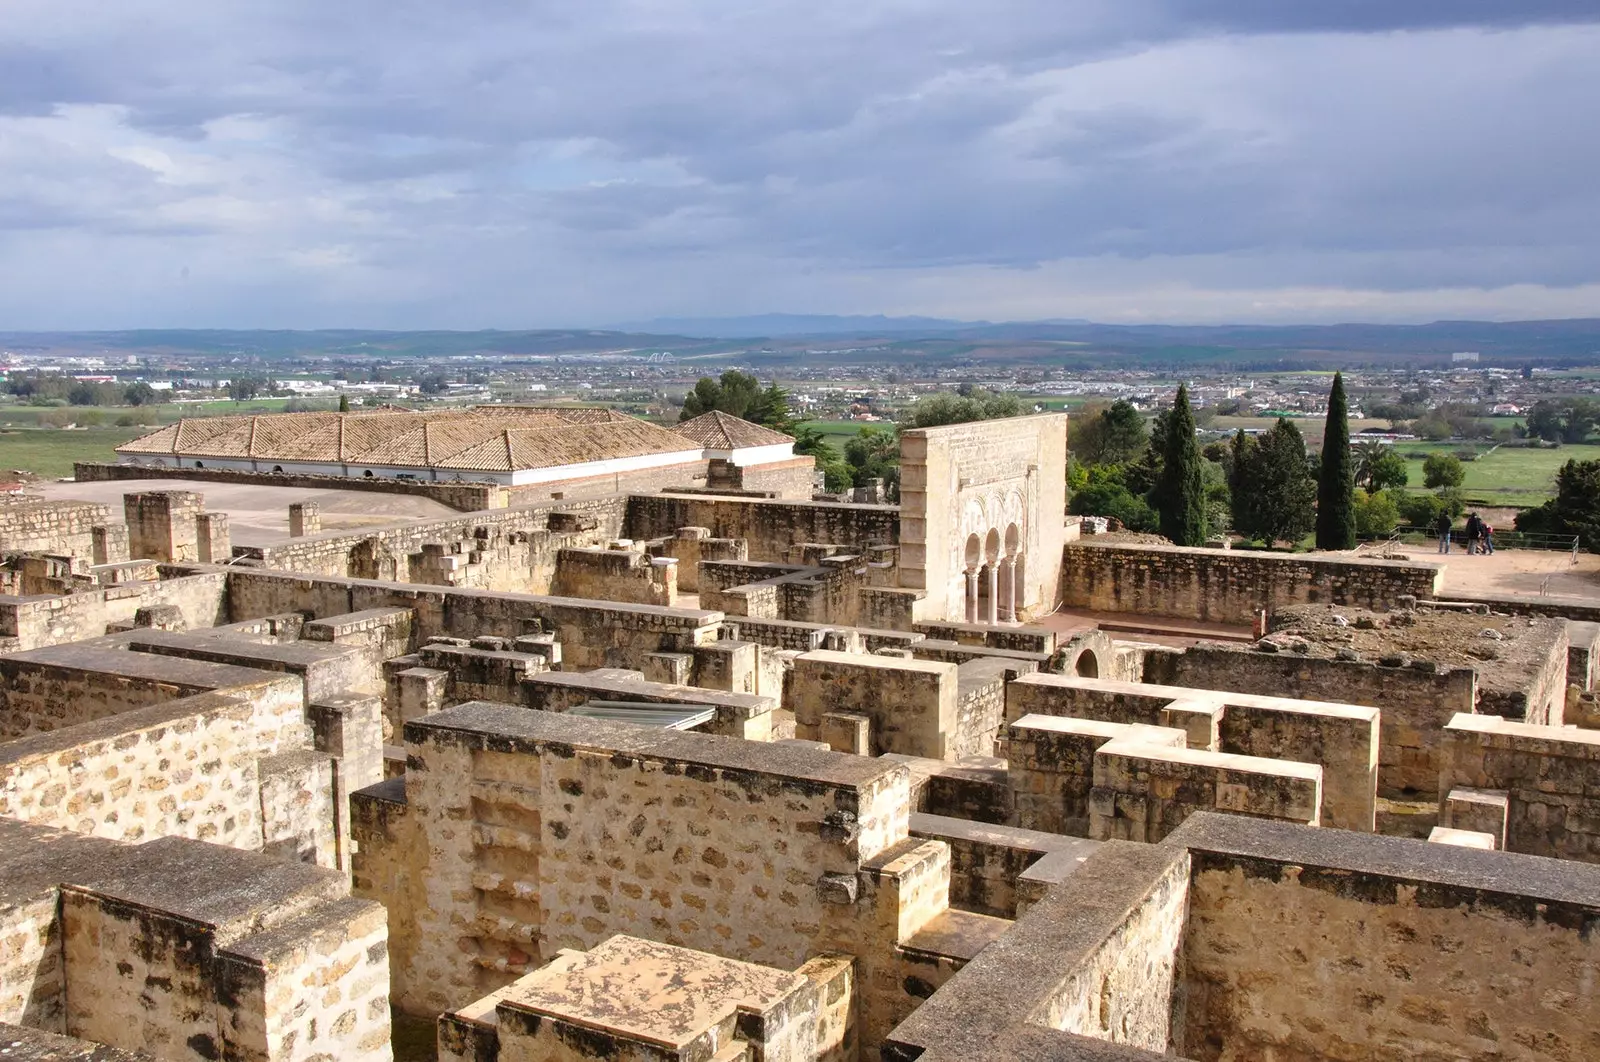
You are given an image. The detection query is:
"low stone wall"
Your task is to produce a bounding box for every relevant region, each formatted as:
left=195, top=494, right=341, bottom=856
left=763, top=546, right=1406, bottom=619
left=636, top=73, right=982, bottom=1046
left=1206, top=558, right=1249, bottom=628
left=0, top=499, right=115, bottom=556
left=355, top=702, right=953, bottom=1055
left=1089, top=738, right=1322, bottom=842
left=0, top=690, right=289, bottom=850
left=218, top=565, right=722, bottom=671
left=0, top=818, right=390, bottom=1060
left=76, top=459, right=506, bottom=511
left=627, top=492, right=899, bottom=564
left=0, top=571, right=228, bottom=652
left=1005, top=715, right=1189, bottom=837
left=1178, top=815, right=1600, bottom=1061
left=1142, top=644, right=1476, bottom=798
left=234, top=494, right=628, bottom=586
left=550, top=545, right=675, bottom=606
left=788, top=650, right=962, bottom=759
left=1441, top=713, right=1600, bottom=863
left=0, top=644, right=304, bottom=740
left=1060, top=541, right=1443, bottom=626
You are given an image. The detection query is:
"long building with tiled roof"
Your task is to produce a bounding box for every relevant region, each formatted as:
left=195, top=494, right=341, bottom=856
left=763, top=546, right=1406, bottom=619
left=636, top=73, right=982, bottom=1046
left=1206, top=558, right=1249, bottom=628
left=115, top=406, right=704, bottom=486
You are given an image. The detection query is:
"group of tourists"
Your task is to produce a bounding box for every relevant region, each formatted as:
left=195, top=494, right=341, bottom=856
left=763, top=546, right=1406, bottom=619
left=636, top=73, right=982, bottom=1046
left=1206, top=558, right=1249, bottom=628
left=1435, top=511, right=1495, bottom=555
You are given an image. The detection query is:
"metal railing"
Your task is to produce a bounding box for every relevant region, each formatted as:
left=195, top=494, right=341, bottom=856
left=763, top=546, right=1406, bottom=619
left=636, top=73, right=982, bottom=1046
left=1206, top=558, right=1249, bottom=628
left=1381, top=525, right=1581, bottom=555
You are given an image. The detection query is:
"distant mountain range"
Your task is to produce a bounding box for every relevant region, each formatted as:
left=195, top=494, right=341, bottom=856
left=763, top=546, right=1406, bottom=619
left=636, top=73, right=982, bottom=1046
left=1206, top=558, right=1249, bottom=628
left=3, top=317, right=1598, bottom=366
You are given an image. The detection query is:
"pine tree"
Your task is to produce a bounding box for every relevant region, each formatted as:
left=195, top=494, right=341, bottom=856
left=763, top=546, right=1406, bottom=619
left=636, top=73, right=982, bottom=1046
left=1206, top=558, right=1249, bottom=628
left=1155, top=384, right=1207, bottom=546
left=1316, top=372, right=1356, bottom=549
left=1240, top=418, right=1316, bottom=546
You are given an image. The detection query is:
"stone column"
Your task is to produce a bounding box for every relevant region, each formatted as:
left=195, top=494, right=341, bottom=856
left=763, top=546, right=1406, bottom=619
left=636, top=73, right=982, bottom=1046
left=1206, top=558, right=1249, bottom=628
left=984, top=564, right=999, bottom=625
left=964, top=568, right=979, bottom=624
left=998, top=558, right=1016, bottom=623
left=288, top=502, right=321, bottom=538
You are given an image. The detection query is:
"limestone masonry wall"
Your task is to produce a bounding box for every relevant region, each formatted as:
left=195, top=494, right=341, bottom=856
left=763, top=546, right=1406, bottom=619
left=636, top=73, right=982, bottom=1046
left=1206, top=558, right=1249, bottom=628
left=218, top=566, right=721, bottom=671
left=627, top=493, right=899, bottom=563
left=1181, top=822, right=1600, bottom=1061
left=1143, top=644, right=1475, bottom=798
left=0, top=500, right=115, bottom=556
left=1061, top=541, right=1443, bottom=626
left=237, top=494, right=628, bottom=586
left=1441, top=713, right=1600, bottom=863
left=0, top=571, right=228, bottom=651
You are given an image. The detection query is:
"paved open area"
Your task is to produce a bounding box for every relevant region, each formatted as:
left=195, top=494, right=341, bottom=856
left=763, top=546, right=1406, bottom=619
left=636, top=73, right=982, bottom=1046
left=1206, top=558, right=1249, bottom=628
left=32, top=478, right=460, bottom=543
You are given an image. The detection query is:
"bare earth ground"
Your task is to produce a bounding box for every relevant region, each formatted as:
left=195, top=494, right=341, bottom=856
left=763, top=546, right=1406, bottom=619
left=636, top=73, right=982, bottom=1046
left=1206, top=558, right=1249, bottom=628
left=31, top=478, right=459, bottom=544
left=1427, top=548, right=1600, bottom=601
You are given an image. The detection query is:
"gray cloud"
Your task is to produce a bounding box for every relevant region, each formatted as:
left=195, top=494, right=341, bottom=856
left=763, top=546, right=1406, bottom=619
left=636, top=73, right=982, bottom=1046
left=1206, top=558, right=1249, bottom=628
left=0, top=1, right=1597, bottom=327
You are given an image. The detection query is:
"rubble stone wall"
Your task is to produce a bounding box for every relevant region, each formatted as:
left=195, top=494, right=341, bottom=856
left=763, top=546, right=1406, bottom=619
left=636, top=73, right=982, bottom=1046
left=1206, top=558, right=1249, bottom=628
left=0, top=571, right=228, bottom=652
left=1061, top=541, right=1443, bottom=626
left=0, top=500, right=114, bottom=556
left=627, top=493, right=899, bottom=564
left=1143, top=646, right=1475, bottom=798
left=1182, top=831, right=1600, bottom=1061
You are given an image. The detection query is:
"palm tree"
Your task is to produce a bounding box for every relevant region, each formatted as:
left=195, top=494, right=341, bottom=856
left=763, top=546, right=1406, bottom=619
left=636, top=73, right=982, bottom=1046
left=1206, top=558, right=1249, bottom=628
left=1354, top=439, right=1389, bottom=491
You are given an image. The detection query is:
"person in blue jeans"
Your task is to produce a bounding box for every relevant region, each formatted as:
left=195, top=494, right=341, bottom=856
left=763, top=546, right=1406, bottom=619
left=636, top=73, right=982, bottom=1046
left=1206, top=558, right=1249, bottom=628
left=1482, top=522, right=1496, bottom=555
left=1436, top=511, right=1453, bottom=553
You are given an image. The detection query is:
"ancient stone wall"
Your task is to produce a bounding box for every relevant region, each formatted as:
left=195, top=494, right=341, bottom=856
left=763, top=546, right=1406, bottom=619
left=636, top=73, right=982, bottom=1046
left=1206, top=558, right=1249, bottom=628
left=236, top=494, right=628, bottom=586
left=1180, top=819, right=1600, bottom=1061
left=1089, top=739, right=1323, bottom=842
left=219, top=566, right=722, bottom=671
left=0, top=500, right=116, bottom=557
left=1143, top=645, right=1475, bottom=798
left=550, top=545, right=676, bottom=606
left=787, top=650, right=960, bottom=760
left=1061, top=541, right=1443, bottom=626
left=1441, top=713, right=1600, bottom=862
left=353, top=703, right=986, bottom=1056
left=0, top=571, right=228, bottom=652
left=0, top=646, right=304, bottom=740
left=123, top=491, right=204, bottom=563
left=627, top=493, right=899, bottom=564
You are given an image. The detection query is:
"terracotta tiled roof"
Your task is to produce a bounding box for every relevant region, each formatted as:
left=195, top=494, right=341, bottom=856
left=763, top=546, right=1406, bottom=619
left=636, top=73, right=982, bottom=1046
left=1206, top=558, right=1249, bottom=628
left=115, top=407, right=697, bottom=472
left=671, top=410, right=795, bottom=449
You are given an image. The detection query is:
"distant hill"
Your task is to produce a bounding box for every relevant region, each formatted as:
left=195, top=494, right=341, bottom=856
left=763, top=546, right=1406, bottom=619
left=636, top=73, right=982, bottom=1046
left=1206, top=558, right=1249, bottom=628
left=612, top=314, right=985, bottom=337
left=2, top=318, right=1598, bottom=366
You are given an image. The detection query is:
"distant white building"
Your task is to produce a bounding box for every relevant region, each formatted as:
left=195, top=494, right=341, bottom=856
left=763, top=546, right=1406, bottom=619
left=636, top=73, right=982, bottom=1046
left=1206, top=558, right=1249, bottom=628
left=1451, top=352, right=1481, bottom=364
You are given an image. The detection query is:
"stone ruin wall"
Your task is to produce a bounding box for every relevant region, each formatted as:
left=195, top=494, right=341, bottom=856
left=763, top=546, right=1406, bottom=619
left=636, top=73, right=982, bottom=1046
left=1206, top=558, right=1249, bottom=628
left=1182, top=840, right=1600, bottom=1061
left=1061, top=540, right=1444, bottom=627
left=627, top=493, right=900, bottom=566
left=0, top=571, right=228, bottom=653
left=237, top=493, right=630, bottom=588
left=0, top=500, right=116, bottom=557
left=218, top=566, right=720, bottom=672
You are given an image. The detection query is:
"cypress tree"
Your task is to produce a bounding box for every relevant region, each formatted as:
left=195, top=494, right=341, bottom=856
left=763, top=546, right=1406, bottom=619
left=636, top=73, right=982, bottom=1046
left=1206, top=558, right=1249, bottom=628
left=1316, top=372, right=1356, bottom=549
left=1156, top=384, right=1207, bottom=546
left=338, top=393, right=351, bottom=413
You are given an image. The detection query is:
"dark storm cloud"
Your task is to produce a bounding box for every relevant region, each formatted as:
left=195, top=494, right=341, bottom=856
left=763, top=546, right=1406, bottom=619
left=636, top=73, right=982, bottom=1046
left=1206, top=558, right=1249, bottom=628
left=0, top=1, right=1597, bottom=326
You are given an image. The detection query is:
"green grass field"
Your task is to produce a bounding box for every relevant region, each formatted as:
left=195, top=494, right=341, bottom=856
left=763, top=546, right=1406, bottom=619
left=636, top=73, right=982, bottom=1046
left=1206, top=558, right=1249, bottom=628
left=1392, top=443, right=1600, bottom=506
left=798, top=419, right=888, bottom=451
left=0, top=427, right=150, bottom=479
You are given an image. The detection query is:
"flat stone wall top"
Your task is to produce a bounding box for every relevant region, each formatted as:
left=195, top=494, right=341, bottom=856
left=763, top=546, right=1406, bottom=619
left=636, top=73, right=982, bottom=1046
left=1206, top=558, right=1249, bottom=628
left=1446, top=711, right=1600, bottom=758
left=795, top=648, right=956, bottom=676
left=408, top=700, right=904, bottom=795
left=0, top=642, right=285, bottom=692
left=1168, top=811, right=1600, bottom=909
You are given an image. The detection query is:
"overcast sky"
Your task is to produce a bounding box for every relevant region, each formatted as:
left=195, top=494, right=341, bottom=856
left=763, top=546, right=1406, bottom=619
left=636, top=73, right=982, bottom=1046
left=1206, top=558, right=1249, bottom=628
left=2, top=2, right=1598, bottom=329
